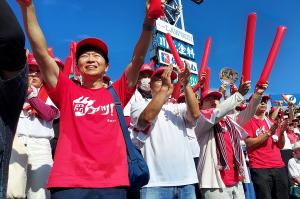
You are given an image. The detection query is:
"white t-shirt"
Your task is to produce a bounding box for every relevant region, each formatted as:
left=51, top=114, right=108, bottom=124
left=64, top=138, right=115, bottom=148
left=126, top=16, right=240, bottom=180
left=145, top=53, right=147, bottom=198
left=187, top=126, right=200, bottom=158
left=282, top=131, right=293, bottom=150
left=16, top=97, right=58, bottom=139
left=288, top=157, right=300, bottom=178
left=123, top=89, right=147, bottom=117
left=131, top=101, right=198, bottom=187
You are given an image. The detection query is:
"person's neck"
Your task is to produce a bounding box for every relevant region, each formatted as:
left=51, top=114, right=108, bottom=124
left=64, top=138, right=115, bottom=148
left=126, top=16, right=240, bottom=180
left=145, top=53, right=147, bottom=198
left=82, top=78, right=103, bottom=89
left=255, top=111, right=265, bottom=120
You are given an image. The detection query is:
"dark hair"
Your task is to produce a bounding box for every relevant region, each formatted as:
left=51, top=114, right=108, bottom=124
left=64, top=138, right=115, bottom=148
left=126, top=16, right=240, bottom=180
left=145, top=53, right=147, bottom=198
left=76, top=45, right=109, bottom=64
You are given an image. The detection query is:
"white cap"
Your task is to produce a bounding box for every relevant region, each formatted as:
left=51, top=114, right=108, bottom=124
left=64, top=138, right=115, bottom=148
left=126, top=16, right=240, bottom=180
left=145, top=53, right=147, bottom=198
left=293, top=142, right=300, bottom=150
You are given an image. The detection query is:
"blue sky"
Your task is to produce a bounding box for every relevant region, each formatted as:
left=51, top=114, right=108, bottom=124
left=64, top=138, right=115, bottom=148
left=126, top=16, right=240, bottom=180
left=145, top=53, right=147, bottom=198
left=9, top=0, right=300, bottom=95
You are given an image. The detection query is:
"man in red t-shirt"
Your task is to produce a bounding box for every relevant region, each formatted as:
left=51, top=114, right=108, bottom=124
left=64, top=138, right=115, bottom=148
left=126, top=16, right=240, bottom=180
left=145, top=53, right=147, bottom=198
left=243, top=96, right=289, bottom=199
left=17, top=0, right=162, bottom=198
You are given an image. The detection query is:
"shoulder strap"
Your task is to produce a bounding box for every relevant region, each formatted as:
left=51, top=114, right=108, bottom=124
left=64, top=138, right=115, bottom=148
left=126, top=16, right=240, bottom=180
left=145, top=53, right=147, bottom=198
left=107, top=86, right=135, bottom=157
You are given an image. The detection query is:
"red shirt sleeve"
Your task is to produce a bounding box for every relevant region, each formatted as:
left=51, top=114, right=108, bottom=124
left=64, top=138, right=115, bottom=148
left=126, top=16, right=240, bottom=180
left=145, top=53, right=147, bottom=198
left=112, top=72, right=136, bottom=109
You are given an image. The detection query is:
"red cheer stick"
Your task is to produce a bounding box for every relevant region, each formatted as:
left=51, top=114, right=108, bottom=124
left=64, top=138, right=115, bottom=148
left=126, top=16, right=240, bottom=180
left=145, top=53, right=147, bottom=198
left=203, top=67, right=211, bottom=92
left=70, top=42, right=77, bottom=75
left=257, top=26, right=287, bottom=85
left=63, top=56, right=72, bottom=76
left=148, top=0, right=164, bottom=19
left=199, top=37, right=212, bottom=81
left=193, top=82, right=200, bottom=92
left=242, top=13, right=256, bottom=82
left=172, top=79, right=181, bottom=100
left=165, top=33, right=184, bottom=70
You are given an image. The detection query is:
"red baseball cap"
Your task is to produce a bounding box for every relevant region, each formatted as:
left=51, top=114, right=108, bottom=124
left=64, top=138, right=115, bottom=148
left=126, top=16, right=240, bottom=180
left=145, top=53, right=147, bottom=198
left=151, top=67, right=177, bottom=81
left=201, top=89, right=222, bottom=101
left=140, top=64, right=154, bottom=76
left=76, top=37, right=109, bottom=63
left=27, top=53, right=64, bottom=70
left=27, top=53, right=38, bottom=67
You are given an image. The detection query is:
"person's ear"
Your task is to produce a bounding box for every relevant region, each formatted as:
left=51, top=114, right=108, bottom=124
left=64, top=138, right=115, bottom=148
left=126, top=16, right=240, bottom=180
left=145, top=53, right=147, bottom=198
left=105, top=64, right=109, bottom=72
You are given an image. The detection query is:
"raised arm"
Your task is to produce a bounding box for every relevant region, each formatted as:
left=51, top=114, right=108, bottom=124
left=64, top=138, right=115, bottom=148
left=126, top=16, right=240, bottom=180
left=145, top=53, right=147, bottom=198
left=214, top=80, right=251, bottom=121
left=269, top=101, right=283, bottom=120
left=181, top=63, right=200, bottom=124
left=236, top=83, right=268, bottom=126
left=196, top=80, right=250, bottom=135
left=17, top=0, right=59, bottom=88
left=137, top=65, right=173, bottom=129
left=288, top=103, right=295, bottom=123
left=124, top=0, right=165, bottom=88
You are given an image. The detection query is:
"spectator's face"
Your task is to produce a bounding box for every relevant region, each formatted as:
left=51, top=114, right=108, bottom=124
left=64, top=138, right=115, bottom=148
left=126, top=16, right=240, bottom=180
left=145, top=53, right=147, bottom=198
left=28, top=66, right=42, bottom=88
left=77, top=50, right=108, bottom=81
left=289, top=123, right=294, bottom=130
left=138, top=72, right=152, bottom=87
left=201, top=96, right=220, bottom=110
left=257, top=98, right=268, bottom=113
left=294, top=121, right=299, bottom=128
left=150, top=75, right=162, bottom=97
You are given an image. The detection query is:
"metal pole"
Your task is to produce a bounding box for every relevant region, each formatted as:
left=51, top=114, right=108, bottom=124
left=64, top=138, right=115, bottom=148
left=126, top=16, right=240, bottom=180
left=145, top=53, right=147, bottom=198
left=178, top=0, right=185, bottom=31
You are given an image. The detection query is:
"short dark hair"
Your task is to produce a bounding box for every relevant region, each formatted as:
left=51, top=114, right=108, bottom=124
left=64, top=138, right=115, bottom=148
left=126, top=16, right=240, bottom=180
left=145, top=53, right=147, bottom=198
left=76, top=45, right=109, bottom=64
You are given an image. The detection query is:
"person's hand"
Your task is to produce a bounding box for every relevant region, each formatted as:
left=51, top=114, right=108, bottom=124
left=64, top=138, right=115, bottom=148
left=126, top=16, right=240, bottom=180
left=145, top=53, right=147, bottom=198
left=199, top=72, right=206, bottom=88
left=274, top=100, right=283, bottom=107
left=177, top=61, right=191, bottom=87
left=230, top=83, right=238, bottom=95
left=268, top=122, right=279, bottom=136
left=237, top=78, right=251, bottom=96
left=254, top=82, right=268, bottom=96
left=161, top=64, right=174, bottom=97
left=280, top=120, right=288, bottom=134
left=219, top=83, right=227, bottom=95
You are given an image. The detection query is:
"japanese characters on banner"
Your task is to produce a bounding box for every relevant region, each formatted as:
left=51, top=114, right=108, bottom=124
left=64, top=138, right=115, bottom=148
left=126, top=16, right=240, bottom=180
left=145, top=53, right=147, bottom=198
left=151, top=19, right=198, bottom=87
left=154, top=32, right=195, bottom=59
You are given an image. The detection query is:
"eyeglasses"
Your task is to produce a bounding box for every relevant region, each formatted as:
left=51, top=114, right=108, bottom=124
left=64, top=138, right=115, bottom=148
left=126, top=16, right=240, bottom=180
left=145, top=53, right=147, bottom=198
left=260, top=99, right=268, bottom=104
left=79, top=52, right=103, bottom=59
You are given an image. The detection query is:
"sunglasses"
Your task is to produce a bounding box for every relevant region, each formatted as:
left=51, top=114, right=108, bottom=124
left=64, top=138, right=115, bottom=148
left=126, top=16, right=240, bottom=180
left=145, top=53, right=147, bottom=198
left=260, top=99, right=268, bottom=104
